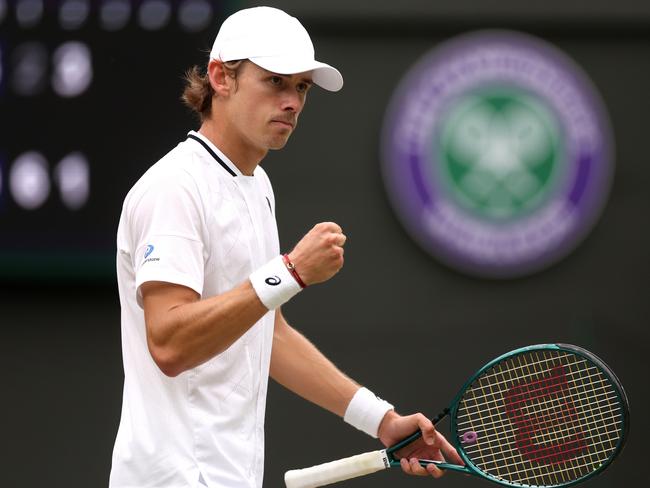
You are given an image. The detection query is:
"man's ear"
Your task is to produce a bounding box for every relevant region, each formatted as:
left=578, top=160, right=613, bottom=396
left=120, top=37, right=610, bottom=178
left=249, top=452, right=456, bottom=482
left=207, top=60, right=231, bottom=97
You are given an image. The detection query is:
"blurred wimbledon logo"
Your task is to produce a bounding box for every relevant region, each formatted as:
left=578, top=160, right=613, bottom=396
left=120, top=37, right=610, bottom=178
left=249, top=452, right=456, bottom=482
left=381, top=31, right=614, bottom=278
left=440, top=91, right=562, bottom=220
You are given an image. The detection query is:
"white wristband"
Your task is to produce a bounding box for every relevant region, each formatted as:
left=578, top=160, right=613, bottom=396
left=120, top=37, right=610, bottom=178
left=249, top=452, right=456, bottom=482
left=250, top=255, right=302, bottom=310
left=344, top=387, right=394, bottom=438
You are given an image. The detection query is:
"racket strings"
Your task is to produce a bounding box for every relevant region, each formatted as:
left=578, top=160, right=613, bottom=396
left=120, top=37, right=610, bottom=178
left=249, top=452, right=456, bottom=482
left=457, top=371, right=614, bottom=415
left=461, top=416, right=622, bottom=468
left=455, top=350, right=624, bottom=487
left=502, top=352, right=618, bottom=482
left=458, top=387, right=620, bottom=442
left=463, top=351, right=621, bottom=485
left=465, top=357, right=595, bottom=392
left=458, top=407, right=622, bottom=446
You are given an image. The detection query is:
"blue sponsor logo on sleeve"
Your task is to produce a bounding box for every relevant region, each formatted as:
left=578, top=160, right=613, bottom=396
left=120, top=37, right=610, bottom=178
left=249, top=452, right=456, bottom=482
left=142, top=244, right=160, bottom=264
left=144, top=244, right=154, bottom=259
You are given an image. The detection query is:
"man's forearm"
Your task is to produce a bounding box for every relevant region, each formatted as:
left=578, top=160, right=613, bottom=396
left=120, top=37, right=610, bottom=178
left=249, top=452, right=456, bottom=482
left=270, top=311, right=359, bottom=416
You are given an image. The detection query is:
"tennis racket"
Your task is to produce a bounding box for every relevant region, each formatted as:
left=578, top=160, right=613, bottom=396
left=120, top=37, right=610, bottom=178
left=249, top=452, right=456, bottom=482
left=285, top=343, right=629, bottom=488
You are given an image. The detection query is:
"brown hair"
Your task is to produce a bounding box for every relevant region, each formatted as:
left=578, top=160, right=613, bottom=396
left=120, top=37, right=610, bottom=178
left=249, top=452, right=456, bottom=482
left=181, top=60, right=245, bottom=121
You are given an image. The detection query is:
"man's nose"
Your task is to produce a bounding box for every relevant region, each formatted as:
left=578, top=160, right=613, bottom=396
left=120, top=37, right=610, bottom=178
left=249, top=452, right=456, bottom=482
left=280, top=90, right=303, bottom=112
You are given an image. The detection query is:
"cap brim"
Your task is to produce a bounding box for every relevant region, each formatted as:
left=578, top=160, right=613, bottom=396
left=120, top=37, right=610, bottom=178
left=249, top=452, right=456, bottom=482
left=249, top=56, right=343, bottom=92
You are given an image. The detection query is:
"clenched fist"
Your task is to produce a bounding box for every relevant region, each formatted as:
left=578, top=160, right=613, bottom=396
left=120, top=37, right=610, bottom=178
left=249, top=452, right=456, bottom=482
left=287, top=222, right=346, bottom=286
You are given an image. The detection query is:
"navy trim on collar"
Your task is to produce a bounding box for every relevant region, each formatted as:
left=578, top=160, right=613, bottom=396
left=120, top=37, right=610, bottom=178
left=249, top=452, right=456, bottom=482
left=187, top=134, right=237, bottom=177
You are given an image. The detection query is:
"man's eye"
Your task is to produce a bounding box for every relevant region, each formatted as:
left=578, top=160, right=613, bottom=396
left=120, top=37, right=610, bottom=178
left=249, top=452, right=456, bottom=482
left=270, top=76, right=282, bottom=85
left=297, top=83, right=309, bottom=93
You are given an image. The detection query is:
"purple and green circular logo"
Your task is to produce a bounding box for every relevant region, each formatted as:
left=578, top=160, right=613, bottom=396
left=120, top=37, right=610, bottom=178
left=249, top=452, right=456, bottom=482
left=381, top=30, right=614, bottom=278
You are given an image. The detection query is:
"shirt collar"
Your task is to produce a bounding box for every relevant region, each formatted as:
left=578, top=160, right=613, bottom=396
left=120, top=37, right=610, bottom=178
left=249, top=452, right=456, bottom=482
left=187, top=130, right=248, bottom=177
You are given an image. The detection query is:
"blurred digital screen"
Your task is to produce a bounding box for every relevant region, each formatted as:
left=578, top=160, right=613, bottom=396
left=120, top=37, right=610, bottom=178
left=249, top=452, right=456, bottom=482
left=0, top=0, right=233, bottom=281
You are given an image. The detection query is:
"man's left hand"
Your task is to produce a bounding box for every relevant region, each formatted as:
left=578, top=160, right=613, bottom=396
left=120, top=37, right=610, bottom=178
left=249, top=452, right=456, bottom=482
left=377, top=410, right=464, bottom=479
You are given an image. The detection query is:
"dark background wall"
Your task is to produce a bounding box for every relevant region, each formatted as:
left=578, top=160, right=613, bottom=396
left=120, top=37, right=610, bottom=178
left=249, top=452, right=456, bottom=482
left=1, top=0, right=647, bottom=487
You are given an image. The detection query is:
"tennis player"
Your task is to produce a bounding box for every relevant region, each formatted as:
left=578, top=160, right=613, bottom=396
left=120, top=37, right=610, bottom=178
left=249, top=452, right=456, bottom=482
left=109, top=6, right=462, bottom=488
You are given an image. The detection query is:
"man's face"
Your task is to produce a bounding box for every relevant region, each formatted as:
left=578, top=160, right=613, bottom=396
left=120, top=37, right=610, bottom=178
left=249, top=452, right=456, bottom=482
left=224, top=62, right=313, bottom=152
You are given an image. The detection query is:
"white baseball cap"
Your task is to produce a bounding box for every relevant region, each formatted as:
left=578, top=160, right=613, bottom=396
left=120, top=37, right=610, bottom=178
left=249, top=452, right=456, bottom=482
left=209, top=6, right=343, bottom=92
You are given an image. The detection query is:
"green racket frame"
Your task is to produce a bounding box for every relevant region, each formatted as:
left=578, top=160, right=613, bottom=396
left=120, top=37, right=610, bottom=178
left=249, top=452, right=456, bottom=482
left=384, top=343, right=629, bottom=487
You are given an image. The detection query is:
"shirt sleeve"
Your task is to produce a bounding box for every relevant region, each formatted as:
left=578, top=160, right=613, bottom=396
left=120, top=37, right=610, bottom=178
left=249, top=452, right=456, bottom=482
left=128, top=169, right=206, bottom=307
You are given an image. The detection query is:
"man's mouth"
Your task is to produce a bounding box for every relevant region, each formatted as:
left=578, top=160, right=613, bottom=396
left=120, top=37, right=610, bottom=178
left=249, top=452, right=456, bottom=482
left=271, top=119, right=295, bottom=129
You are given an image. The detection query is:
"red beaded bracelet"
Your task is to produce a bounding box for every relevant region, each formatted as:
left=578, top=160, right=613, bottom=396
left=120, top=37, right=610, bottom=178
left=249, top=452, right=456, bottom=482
left=282, top=254, right=307, bottom=289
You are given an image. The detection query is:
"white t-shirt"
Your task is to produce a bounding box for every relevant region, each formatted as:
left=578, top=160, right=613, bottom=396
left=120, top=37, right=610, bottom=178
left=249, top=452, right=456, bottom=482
left=110, top=131, right=279, bottom=488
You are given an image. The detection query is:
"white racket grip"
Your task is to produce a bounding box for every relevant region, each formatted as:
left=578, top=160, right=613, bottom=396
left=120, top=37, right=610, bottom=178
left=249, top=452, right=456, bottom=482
left=284, top=449, right=390, bottom=488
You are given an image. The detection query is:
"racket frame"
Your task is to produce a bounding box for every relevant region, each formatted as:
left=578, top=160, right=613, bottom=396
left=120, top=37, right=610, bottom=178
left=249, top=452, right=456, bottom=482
left=388, top=343, right=629, bottom=488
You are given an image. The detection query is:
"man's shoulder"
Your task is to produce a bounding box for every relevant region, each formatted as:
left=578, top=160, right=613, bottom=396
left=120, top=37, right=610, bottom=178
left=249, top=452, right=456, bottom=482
left=150, top=138, right=204, bottom=179
left=130, top=139, right=208, bottom=193
left=120, top=142, right=204, bottom=216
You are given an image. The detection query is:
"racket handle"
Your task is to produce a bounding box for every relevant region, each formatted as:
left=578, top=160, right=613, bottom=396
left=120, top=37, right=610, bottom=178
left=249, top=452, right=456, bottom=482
left=284, top=449, right=390, bottom=488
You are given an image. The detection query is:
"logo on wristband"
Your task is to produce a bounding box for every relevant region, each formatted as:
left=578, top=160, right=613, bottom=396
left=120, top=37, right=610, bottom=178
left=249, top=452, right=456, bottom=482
left=265, top=275, right=281, bottom=286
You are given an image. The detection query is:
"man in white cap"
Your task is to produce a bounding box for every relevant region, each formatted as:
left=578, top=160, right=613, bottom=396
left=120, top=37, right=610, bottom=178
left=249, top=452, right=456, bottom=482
left=109, top=6, right=461, bottom=488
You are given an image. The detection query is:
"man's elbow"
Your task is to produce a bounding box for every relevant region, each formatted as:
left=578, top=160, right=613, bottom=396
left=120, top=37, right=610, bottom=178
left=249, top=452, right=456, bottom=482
left=149, top=343, right=185, bottom=377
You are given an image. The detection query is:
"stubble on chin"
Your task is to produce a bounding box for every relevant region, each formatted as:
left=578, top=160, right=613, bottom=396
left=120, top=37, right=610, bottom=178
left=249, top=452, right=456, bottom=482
left=268, top=138, right=290, bottom=150
left=266, top=130, right=293, bottom=150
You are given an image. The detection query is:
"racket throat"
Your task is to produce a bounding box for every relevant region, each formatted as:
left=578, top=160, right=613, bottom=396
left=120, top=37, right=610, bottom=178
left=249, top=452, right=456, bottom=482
left=420, top=460, right=472, bottom=474
left=385, top=455, right=470, bottom=474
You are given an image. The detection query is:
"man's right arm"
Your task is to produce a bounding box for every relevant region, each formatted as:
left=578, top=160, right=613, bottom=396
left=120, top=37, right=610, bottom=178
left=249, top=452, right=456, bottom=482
left=141, top=279, right=267, bottom=377
left=141, top=221, right=346, bottom=377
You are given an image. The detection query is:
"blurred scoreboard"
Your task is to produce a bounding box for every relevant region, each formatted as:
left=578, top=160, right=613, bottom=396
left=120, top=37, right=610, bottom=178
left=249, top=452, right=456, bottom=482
left=0, top=0, right=232, bottom=281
